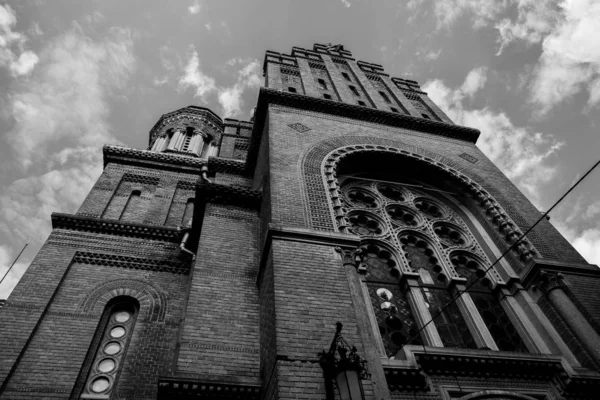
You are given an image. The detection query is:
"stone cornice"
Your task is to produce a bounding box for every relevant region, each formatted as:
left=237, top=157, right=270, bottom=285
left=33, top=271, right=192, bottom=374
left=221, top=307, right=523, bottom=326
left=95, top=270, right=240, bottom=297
left=521, top=258, right=600, bottom=288
left=208, top=156, right=246, bottom=175
left=148, top=106, right=223, bottom=145
left=103, top=145, right=206, bottom=174
left=157, top=378, right=261, bottom=400
left=51, top=213, right=182, bottom=243
left=245, top=87, right=481, bottom=174
left=196, top=181, right=261, bottom=209
left=256, top=224, right=360, bottom=286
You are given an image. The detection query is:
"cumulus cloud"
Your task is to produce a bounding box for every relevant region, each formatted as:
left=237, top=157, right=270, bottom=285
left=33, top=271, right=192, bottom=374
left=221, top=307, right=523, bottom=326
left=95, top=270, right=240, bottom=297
left=528, top=0, right=600, bottom=113
left=423, top=68, right=563, bottom=206
left=0, top=23, right=136, bottom=294
left=341, top=0, right=351, bottom=8
left=218, top=60, right=262, bottom=118
left=178, top=52, right=261, bottom=118
left=188, top=0, right=201, bottom=15
left=0, top=4, right=39, bottom=76
left=408, top=0, right=508, bottom=29
left=177, top=49, right=216, bottom=100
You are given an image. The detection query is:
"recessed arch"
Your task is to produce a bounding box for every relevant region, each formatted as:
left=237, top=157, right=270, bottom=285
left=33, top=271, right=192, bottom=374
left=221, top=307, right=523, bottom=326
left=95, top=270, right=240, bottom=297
left=78, top=278, right=167, bottom=322
left=458, top=390, right=540, bottom=400
left=299, top=137, right=538, bottom=266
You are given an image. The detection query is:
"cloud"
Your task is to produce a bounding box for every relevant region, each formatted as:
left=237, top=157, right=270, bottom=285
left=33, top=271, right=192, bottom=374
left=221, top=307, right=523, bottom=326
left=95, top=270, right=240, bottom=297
left=188, top=0, right=201, bottom=15
left=0, top=4, right=39, bottom=76
left=218, top=60, right=262, bottom=118
left=408, top=0, right=508, bottom=29
left=341, top=0, right=351, bottom=7
left=177, top=49, right=216, bottom=100
left=423, top=68, right=563, bottom=206
left=0, top=23, right=135, bottom=295
left=528, top=0, right=600, bottom=113
left=177, top=52, right=261, bottom=118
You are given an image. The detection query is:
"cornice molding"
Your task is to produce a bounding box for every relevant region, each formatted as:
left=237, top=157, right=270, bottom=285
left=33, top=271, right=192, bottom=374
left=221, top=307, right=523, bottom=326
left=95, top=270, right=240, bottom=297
left=245, top=87, right=481, bottom=174
left=208, top=156, right=246, bottom=175
left=73, top=251, right=191, bottom=274
left=157, top=378, right=261, bottom=400
left=196, top=181, right=261, bottom=209
left=103, top=145, right=206, bottom=173
left=51, top=213, right=182, bottom=242
left=521, top=258, right=600, bottom=288
left=256, top=224, right=360, bottom=286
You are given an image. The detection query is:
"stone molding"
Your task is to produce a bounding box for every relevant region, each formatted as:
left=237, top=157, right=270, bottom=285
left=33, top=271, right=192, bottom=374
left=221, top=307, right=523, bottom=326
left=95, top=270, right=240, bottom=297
left=51, top=213, right=182, bottom=242
left=319, top=144, right=537, bottom=266
left=256, top=224, right=360, bottom=286
left=245, top=87, right=481, bottom=173
left=196, top=181, right=261, bottom=209
left=73, top=251, right=191, bottom=275
left=104, top=145, right=206, bottom=173
left=157, top=378, right=261, bottom=400
left=208, top=156, right=246, bottom=174
left=521, top=259, right=600, bottom=289
left=147, top=106, right=223, bottom=145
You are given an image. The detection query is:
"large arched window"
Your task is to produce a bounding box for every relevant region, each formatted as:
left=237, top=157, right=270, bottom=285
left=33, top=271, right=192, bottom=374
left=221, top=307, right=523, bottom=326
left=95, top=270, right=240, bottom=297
left=75, top=297, right=139, bottom=399
left=341, top=177, right=528, bottom=356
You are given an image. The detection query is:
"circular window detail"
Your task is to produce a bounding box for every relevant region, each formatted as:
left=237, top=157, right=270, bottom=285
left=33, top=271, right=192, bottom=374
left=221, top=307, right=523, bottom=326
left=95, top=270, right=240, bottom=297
left=361, top=244, right=400, bottom=280
left=451, top=253, right=491, bottom=289
left=109, top=326, right=126, bottom=338
left=114, top=311, right=131, bottom=323
left=433, top=222, right=469, bottom=247
left=378, top=184, right=406, bottom=202
left=98, top=358, right=116, bottom=373
left=103, top=342, right=121, bottom=355
left=414, top=198, right=445, bottom=219
left=386, top=205, right=421, bottom=227
left=91, top=377, right=111, bottom=393
left=345, top=188, right=379, bottom=209
left=348, top=212, right=385, bottom=237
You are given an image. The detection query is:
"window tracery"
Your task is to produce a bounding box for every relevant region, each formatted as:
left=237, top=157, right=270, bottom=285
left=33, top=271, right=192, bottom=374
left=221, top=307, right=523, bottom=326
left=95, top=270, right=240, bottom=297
left=341, top=179, right=527, bottom=354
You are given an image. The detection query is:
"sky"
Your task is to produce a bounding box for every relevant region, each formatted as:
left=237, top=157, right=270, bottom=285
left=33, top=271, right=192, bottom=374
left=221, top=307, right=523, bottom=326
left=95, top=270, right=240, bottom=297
left=0, top=0, right=599, bottom=297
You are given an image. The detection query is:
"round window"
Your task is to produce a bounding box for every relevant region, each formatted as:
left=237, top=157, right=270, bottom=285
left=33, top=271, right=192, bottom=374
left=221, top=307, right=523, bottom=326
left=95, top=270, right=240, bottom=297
left=110, top=327, right=126, bottom=338
left=114, top=311, right=131, bottom=323
left=104, top=342, right=121, bottom=355
left=98, top=358, right=116, bottom=373
left=91, top=377, right=111, bottom=393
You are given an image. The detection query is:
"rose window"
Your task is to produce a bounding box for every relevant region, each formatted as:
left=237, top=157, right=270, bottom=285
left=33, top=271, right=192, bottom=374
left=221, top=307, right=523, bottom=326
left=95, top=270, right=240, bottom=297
left=348, top=212, right=384, bottom=236
left=434, top=223, right=468, bottom=246
left=346, top=188, right=378, bottom=208
left=414, top=198, right=444, bottom=218
left=378, top=185, right=405, bottom=202
left=387, top=205, right=420, bottom=227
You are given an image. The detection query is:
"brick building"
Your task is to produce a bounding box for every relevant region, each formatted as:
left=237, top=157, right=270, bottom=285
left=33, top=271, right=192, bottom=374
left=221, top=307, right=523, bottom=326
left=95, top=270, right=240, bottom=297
left=1, top=43, right=599, bottom=400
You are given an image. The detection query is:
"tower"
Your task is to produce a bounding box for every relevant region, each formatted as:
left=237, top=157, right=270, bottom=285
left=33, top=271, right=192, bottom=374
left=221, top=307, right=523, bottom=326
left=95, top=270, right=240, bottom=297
left=1, top=43, right=599, bottom=400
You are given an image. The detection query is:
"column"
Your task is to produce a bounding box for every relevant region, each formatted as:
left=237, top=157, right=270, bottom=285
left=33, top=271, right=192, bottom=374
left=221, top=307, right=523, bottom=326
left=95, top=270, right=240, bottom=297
left=151, top=136, right=167, bottom=151
left=453, top=284, right=498, bottom=350
left=167, top=130, right=181, bottom=150
left=405, top=278, right=444, bottom=347
left=537, top=271, right=600, bottom=363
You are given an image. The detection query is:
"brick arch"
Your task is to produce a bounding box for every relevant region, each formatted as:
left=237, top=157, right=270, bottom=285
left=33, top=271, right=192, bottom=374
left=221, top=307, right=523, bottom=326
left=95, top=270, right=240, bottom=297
left=78, top=278, right=167, bottom=322
left=299, top=136, right=538, bottom=265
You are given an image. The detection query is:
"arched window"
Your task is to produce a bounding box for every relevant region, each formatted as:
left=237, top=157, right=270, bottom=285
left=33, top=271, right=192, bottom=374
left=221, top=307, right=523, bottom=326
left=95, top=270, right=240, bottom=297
left=76, top=297, right=139, bottom=399
left=182, top=198, right=194, bottom=227
left=120, top=190, right=141, bottom=221
left=341, top=177, right=528, bottom=356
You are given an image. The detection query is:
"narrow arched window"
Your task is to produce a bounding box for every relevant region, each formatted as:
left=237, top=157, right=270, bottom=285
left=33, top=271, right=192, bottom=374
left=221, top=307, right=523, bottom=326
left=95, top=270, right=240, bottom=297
left=119, top=190, right=141, bottom=221
left=77, top=297, right=139, bottom=399
left=182, top=198, right=194, bottom=227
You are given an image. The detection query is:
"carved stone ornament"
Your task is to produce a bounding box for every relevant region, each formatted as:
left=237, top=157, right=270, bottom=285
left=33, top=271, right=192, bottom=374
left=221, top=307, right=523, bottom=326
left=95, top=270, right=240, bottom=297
left=335, top=246, right=365, bottom=273
left=534, top=271, right=565, bottom=294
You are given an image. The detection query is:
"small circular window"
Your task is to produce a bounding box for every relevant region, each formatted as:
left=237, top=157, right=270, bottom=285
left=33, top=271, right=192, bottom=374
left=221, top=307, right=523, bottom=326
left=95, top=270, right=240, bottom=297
left=98, top=358, right=116, bottom=373
left=110, top=326, right=126, bottom=338
left=103, top=342, right=121, bottom=355
left=91, top=377, right=111, bottom=393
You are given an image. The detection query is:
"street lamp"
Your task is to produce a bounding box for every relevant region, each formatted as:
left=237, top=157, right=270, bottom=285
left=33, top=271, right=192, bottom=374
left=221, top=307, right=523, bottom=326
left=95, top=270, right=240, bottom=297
left=318, top=322, right=370, bottom=400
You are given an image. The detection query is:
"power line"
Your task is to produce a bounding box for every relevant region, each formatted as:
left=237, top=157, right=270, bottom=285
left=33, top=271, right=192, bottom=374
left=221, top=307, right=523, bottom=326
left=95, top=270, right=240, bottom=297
left=400, top=158, right=600, bottom=350
left=0, top=240, right=29, bottom=288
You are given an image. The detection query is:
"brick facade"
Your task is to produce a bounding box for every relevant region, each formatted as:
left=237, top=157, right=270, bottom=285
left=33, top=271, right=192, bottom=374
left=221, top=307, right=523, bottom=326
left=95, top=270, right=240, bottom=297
left=1, top=43, right=599, bottom=400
